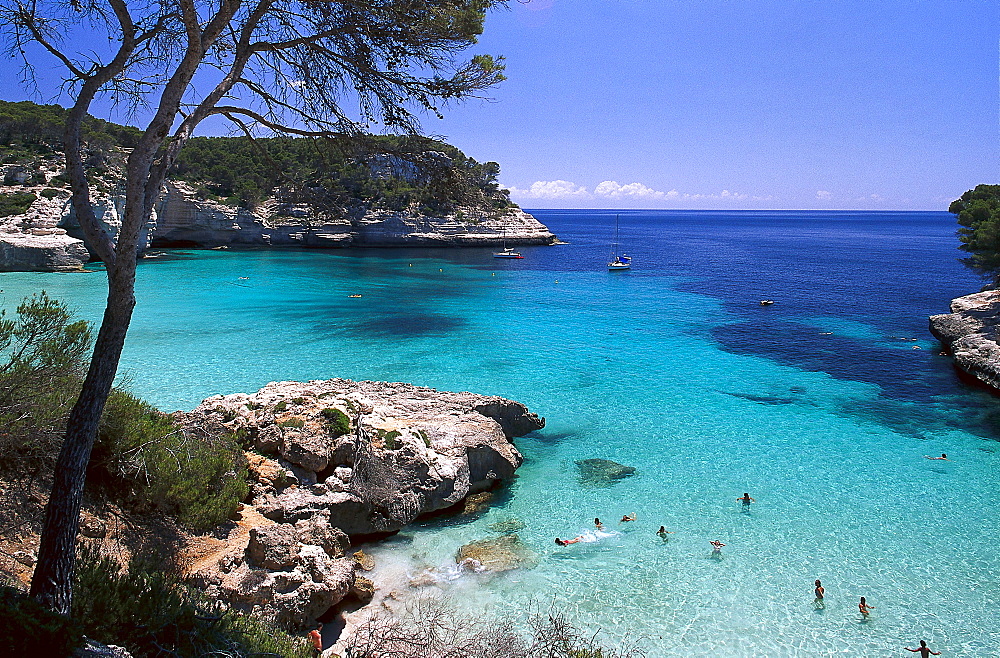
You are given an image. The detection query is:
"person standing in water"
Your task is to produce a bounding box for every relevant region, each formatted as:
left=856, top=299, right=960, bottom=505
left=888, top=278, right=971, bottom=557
left=737, top=493, right=755, bottom=509
left=594, top=518, right=604, bottom=531
left=710, top=540, right=725, bottom=554
left=858, top=596, right=874, bottom=619
left=904, top=640, right=941, bottom=656
left=657, top=526, right=673, bottom=541
left=813, top=580, right=825, bottom=608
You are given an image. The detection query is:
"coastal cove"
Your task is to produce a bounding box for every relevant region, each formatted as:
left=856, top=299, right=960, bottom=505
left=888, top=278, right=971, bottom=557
left=2, top=210, right=999, bottom=655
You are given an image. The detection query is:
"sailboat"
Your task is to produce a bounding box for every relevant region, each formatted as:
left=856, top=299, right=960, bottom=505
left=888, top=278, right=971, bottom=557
left=607, top=215, right=631, bottom=270
left=493, top=228, right=524, bottom=259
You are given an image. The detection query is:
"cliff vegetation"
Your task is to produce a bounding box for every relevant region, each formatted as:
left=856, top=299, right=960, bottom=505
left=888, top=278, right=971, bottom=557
left=950, top=184, right=1000, bottom=280
left=0, top=99, right=514, bottom=217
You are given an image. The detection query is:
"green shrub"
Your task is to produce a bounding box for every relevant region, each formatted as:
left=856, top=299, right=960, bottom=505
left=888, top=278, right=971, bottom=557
left=378, top=429, right=402, bottom=450
left=94, top=390, right=249, bottom=531
left=322, top=407, right=351, bottom=437
left=39, top=187, right=61, bottom=199
left=0, top=191, right=36, bottom=217
left=0, top=586, right=84, bottom=656
left=0, top=292, right=92, bottom=471
left=74, top=548, right=313, bottom=658
left=278, top=417, right=305, bottom=429
left=246, top=400, right=262, bottom=410
left=291, top=396, right=305, bottom=405
left=273, top=400, right=288, bottom=412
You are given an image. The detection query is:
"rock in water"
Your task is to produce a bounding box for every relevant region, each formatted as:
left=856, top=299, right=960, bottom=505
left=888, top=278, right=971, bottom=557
left=487, top=517, right=526, bottom=534
left=575, top=458, right=636, bottom=487
left=456, top=534, right=538, bottom=572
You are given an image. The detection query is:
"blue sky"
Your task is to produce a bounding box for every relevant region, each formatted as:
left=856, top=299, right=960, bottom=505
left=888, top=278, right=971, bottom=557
left=2, top=1, right=997, bottom=210
left=428, top=0, right=1000, bottom=210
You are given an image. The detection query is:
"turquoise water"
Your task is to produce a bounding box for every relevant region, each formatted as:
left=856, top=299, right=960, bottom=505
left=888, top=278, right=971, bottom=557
left=2, top=210, right=999, bottom=655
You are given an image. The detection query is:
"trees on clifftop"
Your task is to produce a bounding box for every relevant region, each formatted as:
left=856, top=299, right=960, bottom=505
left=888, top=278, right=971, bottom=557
left=951, top=184, right=1000, bottom=280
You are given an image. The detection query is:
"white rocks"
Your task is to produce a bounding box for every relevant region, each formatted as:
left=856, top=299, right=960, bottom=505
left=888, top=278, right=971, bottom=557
left=930, top=289, right=1000, bottom=391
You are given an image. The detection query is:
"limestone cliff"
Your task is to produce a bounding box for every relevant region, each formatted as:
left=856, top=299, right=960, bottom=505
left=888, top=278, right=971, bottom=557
left=929, top=289, right=1000, bottom=391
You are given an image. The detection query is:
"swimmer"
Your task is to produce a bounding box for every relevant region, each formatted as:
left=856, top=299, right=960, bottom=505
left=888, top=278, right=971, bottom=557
left=657, top=526, right=673, bottom=541
left=710, top=540, right=725, bottom=553
left=737, top=493, right=755, bottom=508
left=813, top=579, right=825, bottom=608
left=858, top=596, right=874, bottom=619
left=555, top=537, right=582, bottom=546
left=621, top=513, right=636, bottom=522
left=594, top=518, right=604, bottom=531
left=924, top=454, right=949, bottom=460
left=904, top=640, right=941, bottom=657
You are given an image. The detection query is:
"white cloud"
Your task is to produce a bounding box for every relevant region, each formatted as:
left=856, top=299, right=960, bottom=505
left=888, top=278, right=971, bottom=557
left=816, top=190, right=832, bottom=200
left=594, top=180, right=666, bottom=200
left=503, top=179, right=590, bottom=199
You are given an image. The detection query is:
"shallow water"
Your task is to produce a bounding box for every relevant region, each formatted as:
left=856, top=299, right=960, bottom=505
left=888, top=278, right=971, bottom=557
left=2, top=210, right=998, bottom=655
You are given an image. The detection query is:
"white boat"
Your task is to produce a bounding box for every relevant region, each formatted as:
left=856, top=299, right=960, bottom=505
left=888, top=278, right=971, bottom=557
left=607, top=215, right=631, bottom=270
left=493, top=231, right=523, bottom=259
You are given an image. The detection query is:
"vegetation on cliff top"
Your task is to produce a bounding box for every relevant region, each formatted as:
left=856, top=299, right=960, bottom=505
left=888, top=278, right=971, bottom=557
left=0, top=99, right=513, bottom=215
left=950, top=184, right=1000, bottom=279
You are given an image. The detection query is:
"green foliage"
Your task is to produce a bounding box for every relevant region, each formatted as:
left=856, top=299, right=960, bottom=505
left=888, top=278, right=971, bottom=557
left=0, top=191, right=36, bottom=217
left=0, top=99, right=141, bottom=155
left=377, top=428, right=402, bottom=450
left=39, top=187, right=62, bottom=199
left=279, top=417, right=305, bottom=429
left=0, top=292, right=92, bottom=471
left=951, top=184, right=1000, bottom=277
left=74, top=547, right=313, bottom=658
left=94, top=390, right=248, bottom=530
left=0, top=585, right=84, bottom=655
left=274, top=399, right=288, bottom=412
left=322, top=407, right=351, bottom=437
left=417, top=429, right=431, bottom=448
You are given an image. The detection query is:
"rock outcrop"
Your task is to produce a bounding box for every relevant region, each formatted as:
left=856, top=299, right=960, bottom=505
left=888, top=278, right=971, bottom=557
left=152, top=181, right=555, bottom=249
left=930, top=289, right=1000, bottom=391
left=456, top=534, right=538, bottom=572
left=180, top=378, right=543, bottom=629
left=183, top=378, right=544, bottom=538
left=575, top=458, right=636, bottom=487
left=0, top=188, right=89, bottom=271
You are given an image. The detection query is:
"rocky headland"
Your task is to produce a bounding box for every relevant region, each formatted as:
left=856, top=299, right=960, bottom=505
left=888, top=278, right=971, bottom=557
left=174, top=378, right=544, bottom=630
left=929, top=288, right=1000, bottom=391
left=0, top=178, right=555, bottom=271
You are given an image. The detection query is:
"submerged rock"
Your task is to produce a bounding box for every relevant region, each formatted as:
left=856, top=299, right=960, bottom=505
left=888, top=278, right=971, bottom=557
left=575, top=458, right=636, bottom=487
left=487, top=517, right=526, bottom=534
left=456, top=534, right=538, bottom=572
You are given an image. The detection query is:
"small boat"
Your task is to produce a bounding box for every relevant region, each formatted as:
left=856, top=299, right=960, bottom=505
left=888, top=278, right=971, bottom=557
left=608, top=215, right=631, bottom=270
left=348, top=294, right=362, bottom=298
left=493, top=230, right=523, bottom=259
left=759, top=300, right=774, bottom=306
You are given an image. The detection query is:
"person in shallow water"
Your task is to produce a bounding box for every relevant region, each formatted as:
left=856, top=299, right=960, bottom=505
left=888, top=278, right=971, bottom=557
left=858, top=596, right=874, bottom=618
left=737, top=492, right=755, bottom=508
left=813, top=579, right=825, bottom=608
left=621, top=513, right=636, bottom=522
left=904, top=640, right=941, bottom=656
left=710, top=540, right=725, bottom=553
left=924, top=453, right=949, bottom=460
left=555, top=536, right=582, bottom=546
left=657, top=526, right=673, bottom=540
left=594, top=517, right=604, bottom=530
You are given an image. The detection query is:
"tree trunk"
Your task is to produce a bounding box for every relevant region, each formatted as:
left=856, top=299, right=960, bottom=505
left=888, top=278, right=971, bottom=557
left=29, top=263, right=136, bottom=615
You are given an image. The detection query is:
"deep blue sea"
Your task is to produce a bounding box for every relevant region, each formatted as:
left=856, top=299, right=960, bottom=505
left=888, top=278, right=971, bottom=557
left=2, top=210, right=998, bottom=655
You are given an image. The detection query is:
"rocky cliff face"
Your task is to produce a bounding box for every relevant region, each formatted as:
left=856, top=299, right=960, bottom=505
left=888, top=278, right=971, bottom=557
left=1, top=178, right=555, bottom=271
left=0, top=188, right=89, bottom=271
left=152, top=181, right=555, bottom=249
left=929, top=289, right=1000, bottom=391
left=178, top=378, right=543, bottom=628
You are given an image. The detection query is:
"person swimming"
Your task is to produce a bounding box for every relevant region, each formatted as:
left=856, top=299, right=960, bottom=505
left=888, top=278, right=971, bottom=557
left=594, top=518, right=604, bottom=530
left=737, top=493, right=755, bottom=508
left=924, top=454, right=949, bottom=460
left=555, top=536, right=582, bottom=546
left=657, top=526, right=673, bottom=541
left=858, top=596, right=874, bottom=618
left=814, top=579, right=825, bottom=608
left=621, top=513, right=636, bottom=522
